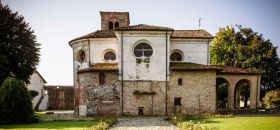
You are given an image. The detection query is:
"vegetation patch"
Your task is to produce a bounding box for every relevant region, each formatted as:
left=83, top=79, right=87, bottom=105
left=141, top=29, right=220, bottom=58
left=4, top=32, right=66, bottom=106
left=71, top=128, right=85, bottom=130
left=0, top=117, right=117, bottom=130
left=166, top=115, right=280, bottom=130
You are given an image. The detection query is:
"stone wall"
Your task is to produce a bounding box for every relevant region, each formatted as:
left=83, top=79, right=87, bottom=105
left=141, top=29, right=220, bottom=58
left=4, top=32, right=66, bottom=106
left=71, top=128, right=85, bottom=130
left=123, top=81, right=166, bottom=116
left=168, top=70, right=216, bottom=115
left=78, top=71, right=120, bottom=116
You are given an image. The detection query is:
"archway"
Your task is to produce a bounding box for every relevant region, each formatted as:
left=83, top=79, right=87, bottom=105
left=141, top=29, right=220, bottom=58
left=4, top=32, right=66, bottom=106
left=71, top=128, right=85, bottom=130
left=234, top=79, right=250, bottom=109
left=216, top=78, right=229, bottom=108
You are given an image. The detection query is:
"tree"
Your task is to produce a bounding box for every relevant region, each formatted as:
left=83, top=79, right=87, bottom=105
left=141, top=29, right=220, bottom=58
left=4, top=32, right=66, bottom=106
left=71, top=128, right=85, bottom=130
left=29, top=90, right=39, bottom=99
left=0, top=77, right=38, bottom=124
left=0, top=3, right=40, bottom=85
left=262, top=90, right=280, bottom=109
left=211, top=25, right=280, bottom=95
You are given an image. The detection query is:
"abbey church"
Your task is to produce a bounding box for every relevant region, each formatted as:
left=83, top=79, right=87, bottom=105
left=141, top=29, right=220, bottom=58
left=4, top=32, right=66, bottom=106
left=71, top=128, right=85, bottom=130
left=69, top=12, right=262, bottom=116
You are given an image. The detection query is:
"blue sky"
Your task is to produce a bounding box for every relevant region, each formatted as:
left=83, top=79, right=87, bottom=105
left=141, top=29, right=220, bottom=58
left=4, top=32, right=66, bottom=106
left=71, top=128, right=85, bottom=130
left=2, top=0, right=280, bottom=85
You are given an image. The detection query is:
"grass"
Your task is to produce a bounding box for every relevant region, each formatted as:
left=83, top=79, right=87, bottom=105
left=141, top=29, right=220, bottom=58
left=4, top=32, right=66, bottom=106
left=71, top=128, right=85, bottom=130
left=194, top=117, right=280, bottom=130
left=0, top=117, right=117, bottom=130
left=168, top=115, right=280, bottom=130
left=0, top=120, right=98, bottom=130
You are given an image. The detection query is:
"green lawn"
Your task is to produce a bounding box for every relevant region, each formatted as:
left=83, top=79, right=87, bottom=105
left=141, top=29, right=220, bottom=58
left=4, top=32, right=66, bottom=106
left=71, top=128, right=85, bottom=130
left=0, top=120, right=98, bottom=130
left=187, top=116, right=280, bottom=130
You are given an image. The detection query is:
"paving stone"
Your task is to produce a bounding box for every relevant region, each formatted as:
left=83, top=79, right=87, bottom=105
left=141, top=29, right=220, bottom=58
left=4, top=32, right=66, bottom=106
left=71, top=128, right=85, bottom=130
left=109, top=117, right=178, bottom=130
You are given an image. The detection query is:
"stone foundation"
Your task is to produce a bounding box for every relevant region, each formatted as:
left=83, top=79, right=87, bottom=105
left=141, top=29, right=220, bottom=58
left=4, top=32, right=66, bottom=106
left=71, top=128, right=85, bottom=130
left=76, top=70, right=218, bottom=116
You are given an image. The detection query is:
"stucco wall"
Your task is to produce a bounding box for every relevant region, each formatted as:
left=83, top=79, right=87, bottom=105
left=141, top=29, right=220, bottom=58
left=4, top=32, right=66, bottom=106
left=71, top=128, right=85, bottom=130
left=28, top=72, right=45, bottom=109
left=116, top=31, right=171, bottom=81
left=90, top=38, right=118, bottom=63
left=170, top=39, right=210, bottom=65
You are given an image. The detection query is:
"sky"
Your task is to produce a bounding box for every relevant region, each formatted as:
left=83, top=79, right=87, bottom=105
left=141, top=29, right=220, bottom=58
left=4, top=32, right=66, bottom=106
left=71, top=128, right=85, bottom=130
left=2, top=0, right=280, bottom=85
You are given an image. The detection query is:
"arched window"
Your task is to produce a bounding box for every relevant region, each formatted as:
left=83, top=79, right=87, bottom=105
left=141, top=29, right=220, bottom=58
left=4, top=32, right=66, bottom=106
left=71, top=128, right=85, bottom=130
left=170, top=51, right=183, bottom=62
left=134, top=43, right=153, bottom=57
left=114, top=22, right=119, bottom=28
left=109, top=21, right=113, bottom=30
left=78, top=50, right=85, bottom=62
left=104, top=51, right=116, bottom=61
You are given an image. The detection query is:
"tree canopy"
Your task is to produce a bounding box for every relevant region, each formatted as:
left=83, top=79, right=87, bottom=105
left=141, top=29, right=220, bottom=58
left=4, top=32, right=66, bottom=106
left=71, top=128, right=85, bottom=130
left=0, top=3, right=40, bottom=85
left=211, top=25, right=280, bottom=93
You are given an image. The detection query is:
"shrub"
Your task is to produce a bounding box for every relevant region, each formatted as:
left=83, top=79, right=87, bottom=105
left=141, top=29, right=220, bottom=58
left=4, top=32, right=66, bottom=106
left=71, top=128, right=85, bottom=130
left=29, top=90, right=39, bottom=99
left=85, top=118, right=117, bottom=130
left=0, top=77, right=37, bottom=124
left=262, top=90, right=280, bottom=109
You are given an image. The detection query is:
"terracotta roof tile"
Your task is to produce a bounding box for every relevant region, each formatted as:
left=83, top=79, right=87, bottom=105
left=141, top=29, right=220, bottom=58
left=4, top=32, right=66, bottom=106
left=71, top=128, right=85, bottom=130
left=171, top=30, right=213, bottom=39
left=78, top=63, right=118, bottom=73
left=170, top=62, right=221, bottom=71
left=212, top=65, right=262, bottom=74
left=69, top=30, right=116, bottom=43
left=115, top=24, right=174, bottom=31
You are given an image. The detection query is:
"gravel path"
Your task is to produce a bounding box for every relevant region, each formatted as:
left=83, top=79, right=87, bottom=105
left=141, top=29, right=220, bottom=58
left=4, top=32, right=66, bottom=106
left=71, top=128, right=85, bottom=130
left=109, top=117, right=178, bottom=130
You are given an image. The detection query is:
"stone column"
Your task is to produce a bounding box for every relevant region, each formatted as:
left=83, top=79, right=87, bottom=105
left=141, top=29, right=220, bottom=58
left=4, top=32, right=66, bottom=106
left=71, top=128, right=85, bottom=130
left=228, top=83, right=235, bottom=109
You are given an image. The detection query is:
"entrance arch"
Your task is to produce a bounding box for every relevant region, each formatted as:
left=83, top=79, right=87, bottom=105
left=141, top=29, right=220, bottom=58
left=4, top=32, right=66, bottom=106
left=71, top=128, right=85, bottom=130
left=216, top=78, right=229, bottom=108
left=234, top=79, right=250, bottom=109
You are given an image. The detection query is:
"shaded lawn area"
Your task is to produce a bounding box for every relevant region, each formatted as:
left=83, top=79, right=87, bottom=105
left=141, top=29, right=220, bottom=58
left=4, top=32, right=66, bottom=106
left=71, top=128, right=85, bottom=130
left=0, top=120, right=98, bottom=130
left=189, top=116, right=280, bottom=130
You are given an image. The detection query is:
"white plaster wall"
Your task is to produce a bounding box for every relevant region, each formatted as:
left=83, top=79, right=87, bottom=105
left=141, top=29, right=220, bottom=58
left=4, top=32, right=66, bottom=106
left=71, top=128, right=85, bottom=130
left=116, top=31, right=171, bottom=81
left=27, top=72, right=44, bottom=109
left=39, top=95, right=48, bottom=110
left=170, top=39, right=210, bottom=65
left=71, top=40, right=90, bottom=89
left=90, top=38, right=118, bottom=64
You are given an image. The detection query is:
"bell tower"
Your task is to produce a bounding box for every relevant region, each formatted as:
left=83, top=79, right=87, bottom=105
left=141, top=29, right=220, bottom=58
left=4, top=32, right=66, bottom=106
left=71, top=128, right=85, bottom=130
left=100, top=12, right=130, bottom=30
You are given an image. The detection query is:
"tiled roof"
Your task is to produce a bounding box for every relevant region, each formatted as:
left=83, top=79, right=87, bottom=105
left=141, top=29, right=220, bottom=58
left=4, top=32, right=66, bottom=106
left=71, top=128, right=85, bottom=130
left=213, top=65, right=262, bottom=74
left=78, top=63, right=118, bottom=73
left=170, top=62, right=221, bottom=71
left=69, top=30, right=116, bottom=43
left=171, top=30, right=213, bottom=39
left=115, top=24, right=174, bottom=31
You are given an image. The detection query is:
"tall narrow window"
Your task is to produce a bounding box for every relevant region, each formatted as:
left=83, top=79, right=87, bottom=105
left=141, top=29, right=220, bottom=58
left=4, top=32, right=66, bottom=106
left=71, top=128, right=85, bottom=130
left=174, top=98, right=182, bottom=106
left=114, top=22, right=119, bottom=28
left=99, top=73, right=105, bottom=85
left=178, top=78, right=182, bottom=86
left=109, top=22, right=113, bottom=30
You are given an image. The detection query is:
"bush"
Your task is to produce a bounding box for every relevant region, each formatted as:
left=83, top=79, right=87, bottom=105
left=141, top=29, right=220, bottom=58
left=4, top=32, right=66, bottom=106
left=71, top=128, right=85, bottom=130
left=262, top=90, right=280, bottom=109
left=85, top=118, right=117, bottom=130
left=0, top=77, right=37, bottom=124
left=29, top=90, right=39, bottom=99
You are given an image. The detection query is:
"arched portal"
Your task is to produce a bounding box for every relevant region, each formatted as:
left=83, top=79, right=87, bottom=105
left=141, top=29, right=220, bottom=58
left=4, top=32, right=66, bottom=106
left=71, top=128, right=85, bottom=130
left=235, top=79, right=250, bottom=109
left=216, top=78, right=229, bottom=108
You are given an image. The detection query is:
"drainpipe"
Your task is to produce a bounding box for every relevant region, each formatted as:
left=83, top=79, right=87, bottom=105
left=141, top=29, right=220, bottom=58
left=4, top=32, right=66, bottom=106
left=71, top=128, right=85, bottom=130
left=88, top=39, right=91, bottom=66
left=165, top=31, right=168, bottom=116
left=207, top=39, right=210, bottom=65
left=121, top=31, right=124, bottom=115
left=256, top=75, right=259, bottom=109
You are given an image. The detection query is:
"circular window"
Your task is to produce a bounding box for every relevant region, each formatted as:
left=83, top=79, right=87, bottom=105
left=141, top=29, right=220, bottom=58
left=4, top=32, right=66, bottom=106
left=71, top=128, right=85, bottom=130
left=104, top=51, right=116, bottom=61
left=170, top=52, right=183, bottom=62
left=78, top=50, right=86, bottom=62
left=134, top=43, right=153, bottom=57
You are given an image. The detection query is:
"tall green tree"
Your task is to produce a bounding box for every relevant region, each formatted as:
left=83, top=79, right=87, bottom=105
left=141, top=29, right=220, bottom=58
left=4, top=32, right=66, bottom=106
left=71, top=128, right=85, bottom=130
left=211, top=25, right=280, bottom=95
left=0, top=3, right=40, bottom=85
